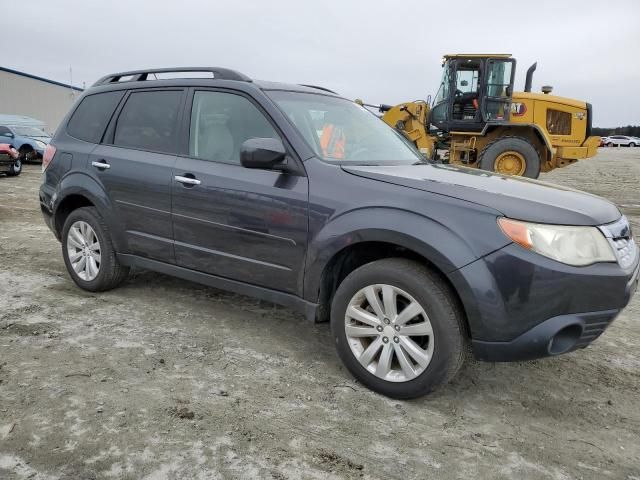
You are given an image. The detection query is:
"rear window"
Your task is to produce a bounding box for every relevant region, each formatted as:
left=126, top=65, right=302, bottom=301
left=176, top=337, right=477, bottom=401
left=67, top=91, right=124, bottom=143
left=113, top=90, right=182, bottom=154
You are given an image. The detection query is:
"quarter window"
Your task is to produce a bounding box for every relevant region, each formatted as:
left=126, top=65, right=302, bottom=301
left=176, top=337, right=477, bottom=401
left=189, top=91, right=280, bottom=164
left=114, top=90, right=182, bottom=154
left=67, top=91, right=124, bottom=143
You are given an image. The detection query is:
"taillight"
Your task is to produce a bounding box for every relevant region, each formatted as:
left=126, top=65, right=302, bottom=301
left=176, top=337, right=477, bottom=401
left=42, top=144, right=57, bottom=172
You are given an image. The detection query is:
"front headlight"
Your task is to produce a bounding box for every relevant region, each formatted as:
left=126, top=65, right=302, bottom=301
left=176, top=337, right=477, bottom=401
left=498, top=217, right=616, bottom=266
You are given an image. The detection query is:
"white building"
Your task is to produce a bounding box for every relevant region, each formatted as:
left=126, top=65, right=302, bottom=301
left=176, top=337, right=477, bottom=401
left=0, top=66, right=83, bottom=133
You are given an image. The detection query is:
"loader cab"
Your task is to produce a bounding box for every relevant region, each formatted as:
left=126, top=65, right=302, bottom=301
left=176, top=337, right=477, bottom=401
left=430, top=55, right=516, bottom=132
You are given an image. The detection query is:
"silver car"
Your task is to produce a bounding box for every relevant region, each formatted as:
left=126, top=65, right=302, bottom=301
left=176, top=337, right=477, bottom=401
left=606, top=135, right=638, bottom=147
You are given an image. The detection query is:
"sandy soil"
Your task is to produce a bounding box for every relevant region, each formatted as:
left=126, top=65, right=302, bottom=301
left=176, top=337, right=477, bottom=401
left=0, top=149, right=638, bottom=479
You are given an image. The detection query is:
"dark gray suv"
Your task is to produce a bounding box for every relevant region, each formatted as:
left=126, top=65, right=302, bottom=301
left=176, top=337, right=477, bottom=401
left=40, top=67, right=639, bottom=398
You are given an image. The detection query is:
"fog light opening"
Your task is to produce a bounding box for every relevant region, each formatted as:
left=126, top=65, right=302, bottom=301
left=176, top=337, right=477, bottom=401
left=548, top=325, right=582, bottom=355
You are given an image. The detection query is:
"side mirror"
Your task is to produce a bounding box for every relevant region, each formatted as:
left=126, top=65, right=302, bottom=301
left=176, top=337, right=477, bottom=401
left=460, top=80, right=469, bottom=87
left=240, top=138, right=286, bottom=170
left=4, top=132, right=14, bottom=138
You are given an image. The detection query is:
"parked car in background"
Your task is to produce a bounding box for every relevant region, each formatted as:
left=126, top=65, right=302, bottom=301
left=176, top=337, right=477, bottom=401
left=0, top=124, right=51, bottom=162
left=599, top=137, right=608, bottom=147
left=0, top=143, right=21, bottom=176
left=606, top=135, right=638, bottom=147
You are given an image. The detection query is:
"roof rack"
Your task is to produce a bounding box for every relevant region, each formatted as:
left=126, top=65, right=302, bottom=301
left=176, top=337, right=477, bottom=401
left=299, top=84, right=338, bottom=94
left=93, top=67, right=252, bottom=86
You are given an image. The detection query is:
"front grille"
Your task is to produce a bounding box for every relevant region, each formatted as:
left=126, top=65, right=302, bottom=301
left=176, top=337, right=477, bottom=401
left=599, top=215, right=638, bottom=269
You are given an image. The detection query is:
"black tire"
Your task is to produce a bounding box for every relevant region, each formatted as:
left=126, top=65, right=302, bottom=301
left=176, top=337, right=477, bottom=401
left=607, top=142, right=614, bottom=147
left=479, top=136, right=541, bottom=178
left=5, top=159, right=22, bottom=176
left=630, top=142, right=636, bottom=147
left=330, top=258, right=467, bottom=399
left=61, top=207, right=129, bottom=292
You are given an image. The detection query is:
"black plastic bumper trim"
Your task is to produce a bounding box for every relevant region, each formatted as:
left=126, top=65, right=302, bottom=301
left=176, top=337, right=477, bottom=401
left=472, top=309, right=620, bottom=362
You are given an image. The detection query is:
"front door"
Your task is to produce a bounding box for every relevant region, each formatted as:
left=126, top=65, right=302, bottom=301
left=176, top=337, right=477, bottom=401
left=171, top=90, right=308, bottom=294
left=481, top=58, right=516, bottom=123
left=89, top=88, right=185, bottom=263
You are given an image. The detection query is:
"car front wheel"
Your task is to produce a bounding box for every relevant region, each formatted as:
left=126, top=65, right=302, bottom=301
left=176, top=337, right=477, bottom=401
left=330, top=258, right=467, bottom=399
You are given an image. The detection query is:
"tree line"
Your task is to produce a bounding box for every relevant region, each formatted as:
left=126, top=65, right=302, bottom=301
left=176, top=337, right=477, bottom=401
left=593, top=125, right=640, bottom=137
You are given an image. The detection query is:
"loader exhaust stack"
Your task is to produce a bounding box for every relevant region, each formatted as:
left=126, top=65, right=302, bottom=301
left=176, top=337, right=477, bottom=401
left=524, top=62, right=537, bottom=93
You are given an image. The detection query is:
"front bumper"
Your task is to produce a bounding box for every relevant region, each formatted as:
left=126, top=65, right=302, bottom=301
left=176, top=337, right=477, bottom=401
left=448, top=236, right=639, bottom=362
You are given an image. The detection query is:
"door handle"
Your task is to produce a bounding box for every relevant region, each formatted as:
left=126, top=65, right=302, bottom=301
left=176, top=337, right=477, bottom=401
left=91, top=160, right=110, bottom=170
left=174, top=175, right=201, bottom=186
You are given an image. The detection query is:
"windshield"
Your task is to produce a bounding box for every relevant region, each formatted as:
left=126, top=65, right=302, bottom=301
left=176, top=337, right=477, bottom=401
left=12, top=127, right=49, bottom=137
left=267, top=91, right=422, bottom=165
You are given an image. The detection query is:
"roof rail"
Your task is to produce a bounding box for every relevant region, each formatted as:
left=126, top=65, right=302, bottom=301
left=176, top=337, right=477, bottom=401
left=299, top=84, right=338, bottom=94
left=93, top=67, right=252, bottom=86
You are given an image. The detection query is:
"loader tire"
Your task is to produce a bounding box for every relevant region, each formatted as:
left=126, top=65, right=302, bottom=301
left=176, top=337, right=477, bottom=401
left=479, top=136, right=541, bottom=179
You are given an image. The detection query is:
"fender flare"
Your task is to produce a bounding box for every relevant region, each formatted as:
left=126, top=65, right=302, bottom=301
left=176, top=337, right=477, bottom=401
left=53, top=171, right=128, bottom=252
left=302, top=207, right=480, bottom=303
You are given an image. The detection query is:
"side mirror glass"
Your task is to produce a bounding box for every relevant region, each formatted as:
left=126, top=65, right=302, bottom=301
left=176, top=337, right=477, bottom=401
left=240, top=137, right=286, bottom=170
left=4, top=132, right=14, bottom=138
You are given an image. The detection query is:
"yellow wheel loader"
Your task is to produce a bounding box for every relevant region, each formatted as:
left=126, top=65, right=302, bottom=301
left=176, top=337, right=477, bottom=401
left=362, top=54, right=599, bottom=178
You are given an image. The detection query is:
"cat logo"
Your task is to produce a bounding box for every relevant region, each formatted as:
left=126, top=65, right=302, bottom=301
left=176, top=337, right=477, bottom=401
left=575, top=112, right=585, bottom=120
left=511, top=102, right=527, bottom=116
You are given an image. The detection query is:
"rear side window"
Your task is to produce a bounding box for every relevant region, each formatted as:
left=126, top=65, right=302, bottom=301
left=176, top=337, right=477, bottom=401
left=67, top=91, right=124, bottom=143
left=114, top=90, right=182, bottom=154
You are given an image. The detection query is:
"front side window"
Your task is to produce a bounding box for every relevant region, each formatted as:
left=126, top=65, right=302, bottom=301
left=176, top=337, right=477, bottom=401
left=268, top=91, right=422, bottom=164
left=114, top=90, right=182, bottom=153
left=455, top=66, right=479, bottom=94
left=67, top=91, right=124, bottom=143
left=189, top=91, right=280, bottom=164
left=0, top=126, right=11, bottom=136
left=433, top=66, right=451, bottom=105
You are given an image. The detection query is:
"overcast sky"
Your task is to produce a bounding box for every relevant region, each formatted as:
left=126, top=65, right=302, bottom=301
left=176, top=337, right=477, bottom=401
left=2, top=0, right=638, bottom=126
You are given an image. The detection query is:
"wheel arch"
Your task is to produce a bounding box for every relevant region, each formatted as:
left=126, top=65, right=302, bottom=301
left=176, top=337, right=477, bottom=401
left=304, top=208, right=479, bottom=333
left=313, top=240, right=471, bottom=336
left=17, top=142, right=35, bottom=153
left=53, top=173, right=127, bottom=252
left=485, top=123, right=553, bottom=160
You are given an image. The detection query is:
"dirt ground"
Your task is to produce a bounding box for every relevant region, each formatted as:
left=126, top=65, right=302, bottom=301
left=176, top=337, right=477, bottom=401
left=0, top=149, right=639, bottom=480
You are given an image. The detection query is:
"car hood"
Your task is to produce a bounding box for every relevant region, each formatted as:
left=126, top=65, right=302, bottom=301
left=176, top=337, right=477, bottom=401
left=342, top=163, right=620, bottom=226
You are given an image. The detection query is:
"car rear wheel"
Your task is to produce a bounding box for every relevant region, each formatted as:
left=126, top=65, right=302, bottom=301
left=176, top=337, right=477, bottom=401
left=630, top=142, right=636, bottom=147
left=6, top=159, right=22, bottom=176
left=330, top=258, right=467, bottom=399
left=62, top=207, right=129, bottom=292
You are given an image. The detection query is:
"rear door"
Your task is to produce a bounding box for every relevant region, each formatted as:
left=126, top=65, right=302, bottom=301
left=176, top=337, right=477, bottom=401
left=171, top=89, right=308, bottom=294
left=89, top=88, right=186, bottom=263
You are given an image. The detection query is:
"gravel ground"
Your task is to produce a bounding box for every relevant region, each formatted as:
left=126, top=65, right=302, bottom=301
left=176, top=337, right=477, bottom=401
left=0, top=149, right=638, bottom=480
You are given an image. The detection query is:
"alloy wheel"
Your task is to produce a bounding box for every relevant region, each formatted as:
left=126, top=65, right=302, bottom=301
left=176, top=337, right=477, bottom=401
left=344, top=284, right=434, bottom=382
left=67, top=221, right=101, bottom=281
